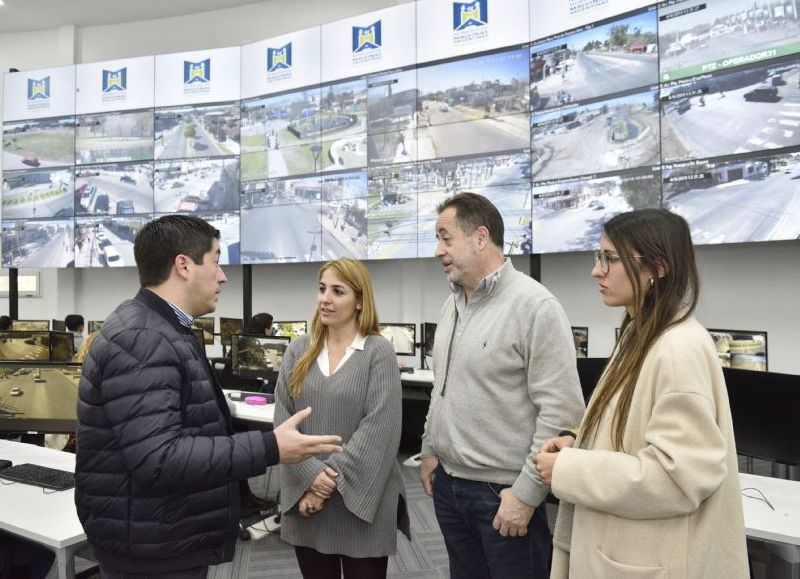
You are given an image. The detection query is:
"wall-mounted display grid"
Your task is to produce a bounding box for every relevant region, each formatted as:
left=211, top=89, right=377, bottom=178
left=4, top=0, right=800, bottom=268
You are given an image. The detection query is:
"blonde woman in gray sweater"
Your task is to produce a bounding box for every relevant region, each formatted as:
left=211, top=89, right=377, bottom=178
left=275, top=258, right=410, bottom=579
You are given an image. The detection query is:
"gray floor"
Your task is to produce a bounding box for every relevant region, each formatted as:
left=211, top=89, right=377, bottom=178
left=212, top=457, right=453, bottom=579
left=66, top=455, right=780, bottom=579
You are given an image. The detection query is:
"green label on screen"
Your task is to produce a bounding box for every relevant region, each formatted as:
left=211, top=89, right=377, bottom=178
left=661, top=41, right=800, bottom=82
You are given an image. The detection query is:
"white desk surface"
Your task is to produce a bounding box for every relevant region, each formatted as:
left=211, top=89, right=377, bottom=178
left=399, top=369, right=435, bottom=384
left=740, top=472, right=800, bottom=547
left=0, top=440, right=85, bottom=549
left=223, top=390, right=275, bottom=424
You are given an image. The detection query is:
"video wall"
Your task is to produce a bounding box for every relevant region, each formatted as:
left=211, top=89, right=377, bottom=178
left=3, top=0, right=800, bottom=268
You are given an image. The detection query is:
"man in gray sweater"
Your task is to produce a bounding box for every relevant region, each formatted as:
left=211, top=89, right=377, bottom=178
left=420, top=193, right=585, bottom=578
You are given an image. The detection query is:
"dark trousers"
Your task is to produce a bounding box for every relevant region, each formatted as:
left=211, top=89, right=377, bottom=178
left=294, top=546, right=388, bottom=579
left=433, top=464, right=551, bottom=579
left=99, top=566, right=207, bottom=579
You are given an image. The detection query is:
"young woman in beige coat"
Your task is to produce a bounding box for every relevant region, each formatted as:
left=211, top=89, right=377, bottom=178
left=534, top=209, right=748, bottom=578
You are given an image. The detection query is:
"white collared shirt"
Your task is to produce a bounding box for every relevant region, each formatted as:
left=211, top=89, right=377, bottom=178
left=317, top=333, right=367, bottom=376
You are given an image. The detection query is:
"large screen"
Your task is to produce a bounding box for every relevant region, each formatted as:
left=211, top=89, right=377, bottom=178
left=192, top=316, right=216, bottom=345
left=0, top=362, right=82, bottom=434
left=379, top=322, right=416, bottom=356
left=273, top=320, right=308, bottom=339
left=708, top=328, right=768, bottom=372
left=4, top=0, right=800, bottom=269
left=0, top=331, right=51, bottom=361
left=231, top=334, right=290, bottom=384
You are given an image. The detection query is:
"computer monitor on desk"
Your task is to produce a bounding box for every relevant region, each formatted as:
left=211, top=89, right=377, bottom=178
left=723, top=367, right=800, bottom=466
left=231, top=335, right=290, bottom=392
left=421, top=322, right=436, bottom=369
left=192, top=317, right=215, bottom=345
left=0, top=362, right=82, bottom=434
left=220, top=317, right=243, bottom=347
left=274, top=321, right=307, bottom=340
left=0, top=331, right=51, bottom=362
left=379, top=323, right=416, bottom=356
left=576, top=357, right=608, bottom=404
left=11, top=320, right=50, bottom=331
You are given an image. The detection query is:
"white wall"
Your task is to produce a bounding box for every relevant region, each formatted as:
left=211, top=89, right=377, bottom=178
left=76, top=0, right=406, bottom=62
left=1, top=1, right=799, bottom=373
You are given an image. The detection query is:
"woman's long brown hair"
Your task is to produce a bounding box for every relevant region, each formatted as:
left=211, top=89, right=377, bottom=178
left=288, top=258, right=380, bottom=398
left=580, top=209, right=700, bottom=451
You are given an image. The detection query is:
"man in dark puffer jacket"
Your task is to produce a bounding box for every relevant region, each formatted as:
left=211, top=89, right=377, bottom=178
left=76, top=215, right=342, bottom=578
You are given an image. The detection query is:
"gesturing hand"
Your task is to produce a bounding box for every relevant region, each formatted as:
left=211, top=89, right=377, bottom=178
left=274, top=407, right=343, bottom=464
left=310, top=467, right=339, bottom=499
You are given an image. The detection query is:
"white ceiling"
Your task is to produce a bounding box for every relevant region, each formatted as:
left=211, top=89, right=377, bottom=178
left=0, top=0, right=271, bottom=33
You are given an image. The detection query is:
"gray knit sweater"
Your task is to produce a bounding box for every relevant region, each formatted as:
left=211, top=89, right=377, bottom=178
left=275, top=334, right=410, bottom=557
left=421, top=259, right=586, bottom=507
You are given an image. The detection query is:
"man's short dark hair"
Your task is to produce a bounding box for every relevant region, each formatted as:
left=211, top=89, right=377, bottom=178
left=436, top=192, right=504, bottom=249
left=0, top=316, right=11, bottom=331
left=134, top=215, right=220, bottom=288
left=65, top=314, right=85, bottom=332
left=246, top=313, right=274, bottom=334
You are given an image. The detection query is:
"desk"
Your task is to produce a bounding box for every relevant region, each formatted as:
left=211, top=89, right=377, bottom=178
left=223, top=390, right=274, bottom=425
left=741, top=473, right=800, bottom=577
left=0, top=440, right=87, bottom=579
left=399, top=370, right=434, bottom=452
left=740, top=473, right=800, bottom=546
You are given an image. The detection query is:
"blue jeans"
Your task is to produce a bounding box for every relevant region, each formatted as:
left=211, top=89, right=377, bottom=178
left=433, top=464, right=551, bottom=579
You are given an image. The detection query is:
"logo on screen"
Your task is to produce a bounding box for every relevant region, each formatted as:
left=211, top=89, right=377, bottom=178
left=184, top=59, right=211, bottom=84
left=27, top=77, right=50, bottom=101
left=352, top=21, right=382, bottom=53
left=102, top=68, right=127, bottom=93
left=453, top=0, right=487, bottom=30
left=268, top=43, right=292, bottom=72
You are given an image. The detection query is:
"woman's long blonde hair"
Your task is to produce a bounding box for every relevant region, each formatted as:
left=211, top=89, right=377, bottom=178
left=74, top=331, right=100, bottom=363
left=580, top=209, right=699, bottom=451
left=288, top=258, right=380, bottom=397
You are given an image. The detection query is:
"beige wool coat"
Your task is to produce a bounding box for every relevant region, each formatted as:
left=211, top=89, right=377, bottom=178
left=550, top=316, right=748, bottom=578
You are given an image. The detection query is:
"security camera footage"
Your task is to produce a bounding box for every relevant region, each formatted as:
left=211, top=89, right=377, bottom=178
left=155, top=102, right=240, bottom=160
left=0, top=332, right=51, bottom=362
left=379, top=323, right=416, bottom=356
left=74, top=216, right=146, bottom=268
left=75, top=162, right=154, bottom=216
left=4, top=0, right=800, bottom=268
left=531, top=89, right=661, bottom=181
left=232, top=335, right=288, bottom=381
left=572, top=326, right=589, bottom=358
left=662, top=151, right=800, bottom=244
left=416, top=48, right=530, bottom=161
left=154, top=158, right=240, bottom=213
left=2, top=117, right=75, bottom=170
left=708, top=328, right=768, bottom=371
left=192, top=317, right=215, bottom=345
left=531, top=166, right=661, bottom=253
left=1, top=219, right=74, bottom=268
left=0, top=364, right=81, bottom=429
left=273, top=321, right=308, bottom=339
left=531, top=8, right=659, bottom=111
left=75, top=110, right=154, bottom=165
left=2, top=169, right=74, bottom=220
left=658, top=0, right=800, bottom=82
left=220, top=317, right=243, bottom=346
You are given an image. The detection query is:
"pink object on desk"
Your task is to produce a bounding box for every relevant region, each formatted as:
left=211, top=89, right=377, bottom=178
left=244, top=395, right=268, bottom=406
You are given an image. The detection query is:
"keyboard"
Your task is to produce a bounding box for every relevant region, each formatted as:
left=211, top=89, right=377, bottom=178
left=0, top=463, right=76, bottom=491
